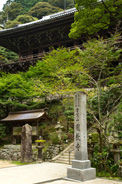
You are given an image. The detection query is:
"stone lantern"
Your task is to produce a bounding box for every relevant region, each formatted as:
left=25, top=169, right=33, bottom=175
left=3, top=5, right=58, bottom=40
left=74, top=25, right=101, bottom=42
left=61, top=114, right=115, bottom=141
left=55, top=121, right=64, bottom=140
left=35, top=138, right=46, bottom=160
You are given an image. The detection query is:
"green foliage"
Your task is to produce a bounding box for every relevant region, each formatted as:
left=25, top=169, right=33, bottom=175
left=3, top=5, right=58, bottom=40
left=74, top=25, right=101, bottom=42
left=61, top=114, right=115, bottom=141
left=69, top=0, right=122, bottom=38
left=49, top=132, right=61, bottom=144
left=91, top=146, right=119, bottom=176
left=88, top=86, right=122, bottom=120
left=5, top=15, right=38, bottom=28
left=62, top=98, right=74, bottom=132
left=25, top=47, right=83, bottom=94
left=26, top=34, right=121, bottom=152
left=61, top=133, right=68, bottom=142
left=28, top=34, right=122, bottom=94
left=75, top=34, right=122, bottom=82
left=11, top=160, right=35, bottom=165
left=91, top=133, right=99, bottom=143
left=5, top=20, right=21, bottom=29
left=15, top=14, right=38, bottom=24
left=25, top=35, right=121, bottom=139
left=108, top=101, right=122, bottom=139
left=0, top=73, right=35, bottom=116
left=0, top=46, right=18, bottom=63
left=14, top=0, right=48, bottom=12
left=3, top=2, right=23, bottom=22
left=28, top=2, right=62, bottom=19
left=0, top=123, right=6, bottom=140
left=48, top=0, right=75, bottom=9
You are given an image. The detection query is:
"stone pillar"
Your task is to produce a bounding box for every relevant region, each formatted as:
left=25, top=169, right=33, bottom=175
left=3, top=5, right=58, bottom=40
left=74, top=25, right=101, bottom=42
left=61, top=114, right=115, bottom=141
left=67, top=91, right=96, bottom=182
left=21, top=124, right=32, bottom=162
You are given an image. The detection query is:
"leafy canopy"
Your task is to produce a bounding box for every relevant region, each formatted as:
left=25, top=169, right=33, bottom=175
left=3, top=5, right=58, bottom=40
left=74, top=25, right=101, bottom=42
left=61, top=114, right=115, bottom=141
left=0, top=73, right=34, bottom=116
left=2, top=0, right=48, bottom=12
left=28, top=2, right=62, bottom=19
left=5, top=15, right=38, bottom=28
left=14, top=0, right=48, bottom=12
left=69, top=0, right=122, bottom=38
left=26, top=34, right=122, bottom=94
left=2, top=2, right=23, bottom=22
left=0, top=46, right=18, bottom=64
left=48, top=0, right=75, bottom=9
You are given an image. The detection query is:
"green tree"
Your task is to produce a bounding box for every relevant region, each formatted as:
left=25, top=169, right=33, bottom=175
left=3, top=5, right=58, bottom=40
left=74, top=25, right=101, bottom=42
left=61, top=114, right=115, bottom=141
left=0, top=73, right=34, bottom=116
left=2, top=0, right=13, bottom=10
left=5, top=15, right=38, bottom=28
left=1, top=2, right=23, bottom=24
left=15, top=14, right=38, bottom=24
left=69, top=0, right=122, bottom=38
left=0, top=11, right=3, bottom=24
left=27, top=34, right=122, bottom=152
left=0, top=122, right=7, bottom=140
left=28, top=2, right=62, bottom=19
left=27, top=34, right=122, bottom=92
left=108, top=101, right=122, bottom=140
left=48, top=0, right=75, bottom=9
left=14, top=0, right=48, bottom=12
left=5, top=20, right=21, bottom=29
left=0, top=46, right=18, bottom=63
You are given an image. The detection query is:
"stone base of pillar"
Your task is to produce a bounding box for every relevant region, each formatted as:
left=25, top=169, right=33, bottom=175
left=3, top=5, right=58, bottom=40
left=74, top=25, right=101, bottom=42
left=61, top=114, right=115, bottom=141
left=67, top=160, right=96, bottom=182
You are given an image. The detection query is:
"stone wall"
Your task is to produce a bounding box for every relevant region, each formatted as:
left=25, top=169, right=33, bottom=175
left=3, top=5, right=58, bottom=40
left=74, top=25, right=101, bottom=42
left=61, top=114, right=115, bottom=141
left=0, top=145, right=38, bottom=162
left=42, top=144, right=64, bottom=161
left=0, top=144, right=65, bottom=162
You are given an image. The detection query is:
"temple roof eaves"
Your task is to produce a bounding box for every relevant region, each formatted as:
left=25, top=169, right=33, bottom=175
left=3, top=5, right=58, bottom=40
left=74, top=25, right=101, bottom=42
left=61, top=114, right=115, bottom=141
left=0, top=8, right=77, bottom=36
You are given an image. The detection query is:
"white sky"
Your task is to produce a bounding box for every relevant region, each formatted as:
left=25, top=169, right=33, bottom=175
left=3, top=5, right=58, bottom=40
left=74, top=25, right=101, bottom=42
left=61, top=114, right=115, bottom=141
left=0, top=0, right=7, bottom=11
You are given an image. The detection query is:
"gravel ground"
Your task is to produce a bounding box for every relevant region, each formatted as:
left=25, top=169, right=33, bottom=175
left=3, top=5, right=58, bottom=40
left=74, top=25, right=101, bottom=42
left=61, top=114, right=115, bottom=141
left=0, top=160, right=17, bottom=168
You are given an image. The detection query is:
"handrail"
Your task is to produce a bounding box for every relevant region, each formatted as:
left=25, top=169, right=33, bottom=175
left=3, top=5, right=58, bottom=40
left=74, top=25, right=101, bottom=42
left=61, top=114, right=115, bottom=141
left=52, top=142, right=74, bottom=162
left=69, top=148, right=74, bottom=165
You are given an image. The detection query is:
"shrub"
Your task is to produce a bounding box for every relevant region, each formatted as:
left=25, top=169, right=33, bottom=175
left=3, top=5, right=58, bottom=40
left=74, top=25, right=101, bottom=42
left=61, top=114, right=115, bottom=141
left=49, top=132, right=61, bottom=144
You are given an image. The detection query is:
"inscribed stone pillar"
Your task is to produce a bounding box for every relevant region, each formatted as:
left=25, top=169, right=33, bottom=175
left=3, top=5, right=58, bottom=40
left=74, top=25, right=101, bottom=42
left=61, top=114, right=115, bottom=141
left=74, top=91, right=88, bottom=160
left=67, top=91, right=96, bottom=182
left=21, top=124, right=32, bottom=162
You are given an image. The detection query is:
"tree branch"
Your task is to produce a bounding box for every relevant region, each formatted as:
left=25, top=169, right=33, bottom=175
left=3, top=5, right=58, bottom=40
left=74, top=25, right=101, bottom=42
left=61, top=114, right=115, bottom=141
left=101, top=0, right=112, bottom=14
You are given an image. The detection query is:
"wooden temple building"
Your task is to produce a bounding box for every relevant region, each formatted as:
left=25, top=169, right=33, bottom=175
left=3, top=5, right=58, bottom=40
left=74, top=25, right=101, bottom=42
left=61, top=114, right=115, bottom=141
left=0, top=8, right=85, bottom=73
left=1, top=109, right=51, bottom=144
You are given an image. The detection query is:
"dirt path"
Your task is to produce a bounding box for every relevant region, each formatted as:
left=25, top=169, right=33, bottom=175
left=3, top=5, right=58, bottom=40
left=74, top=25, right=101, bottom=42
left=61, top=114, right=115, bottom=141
left=0, top=160, right=17, bottom=168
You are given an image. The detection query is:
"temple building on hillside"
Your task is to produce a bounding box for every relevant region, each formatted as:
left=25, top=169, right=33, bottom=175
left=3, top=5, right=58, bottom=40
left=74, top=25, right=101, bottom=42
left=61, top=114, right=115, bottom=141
left=0, top=8, right=85, bottom=73
left=0, top=109, right=51, bottom=144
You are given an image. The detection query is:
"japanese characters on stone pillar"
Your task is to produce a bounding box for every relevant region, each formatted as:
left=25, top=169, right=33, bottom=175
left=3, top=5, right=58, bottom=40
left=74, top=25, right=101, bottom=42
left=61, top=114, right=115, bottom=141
left=74, top=91, right=88, bottom=160
left=67, top=91, right=96, bottom=182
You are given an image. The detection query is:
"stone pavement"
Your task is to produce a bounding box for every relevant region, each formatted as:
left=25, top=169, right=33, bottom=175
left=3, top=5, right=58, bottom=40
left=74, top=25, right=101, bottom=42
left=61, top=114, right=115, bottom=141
left=0, top=162, right=122, bottom=184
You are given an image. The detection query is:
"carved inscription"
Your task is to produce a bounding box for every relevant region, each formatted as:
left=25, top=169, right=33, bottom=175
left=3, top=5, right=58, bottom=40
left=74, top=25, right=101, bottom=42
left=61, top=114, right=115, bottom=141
left=74, top=91, right=88, bottom=160
left=76, top=142, right=81, bottom=151
left=83, top=113, right=86, bottom=140
left=74, top=92, right=81, bottom=151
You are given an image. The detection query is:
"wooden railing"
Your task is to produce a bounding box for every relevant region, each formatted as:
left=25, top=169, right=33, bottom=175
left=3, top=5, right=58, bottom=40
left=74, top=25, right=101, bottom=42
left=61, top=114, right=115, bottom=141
left=0, top=45, right=83, bottom=66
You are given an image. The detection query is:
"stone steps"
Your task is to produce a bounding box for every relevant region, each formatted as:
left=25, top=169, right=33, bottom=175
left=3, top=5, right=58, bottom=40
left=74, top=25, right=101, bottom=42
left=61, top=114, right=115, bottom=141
left=52, top=142, right=75, bottom=165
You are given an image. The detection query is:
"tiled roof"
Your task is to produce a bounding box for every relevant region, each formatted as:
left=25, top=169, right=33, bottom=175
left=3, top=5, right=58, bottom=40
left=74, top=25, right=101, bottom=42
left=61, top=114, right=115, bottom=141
left=0, top=8, right=77, bottom=34
left=0, top=109, right=51, bottom=122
